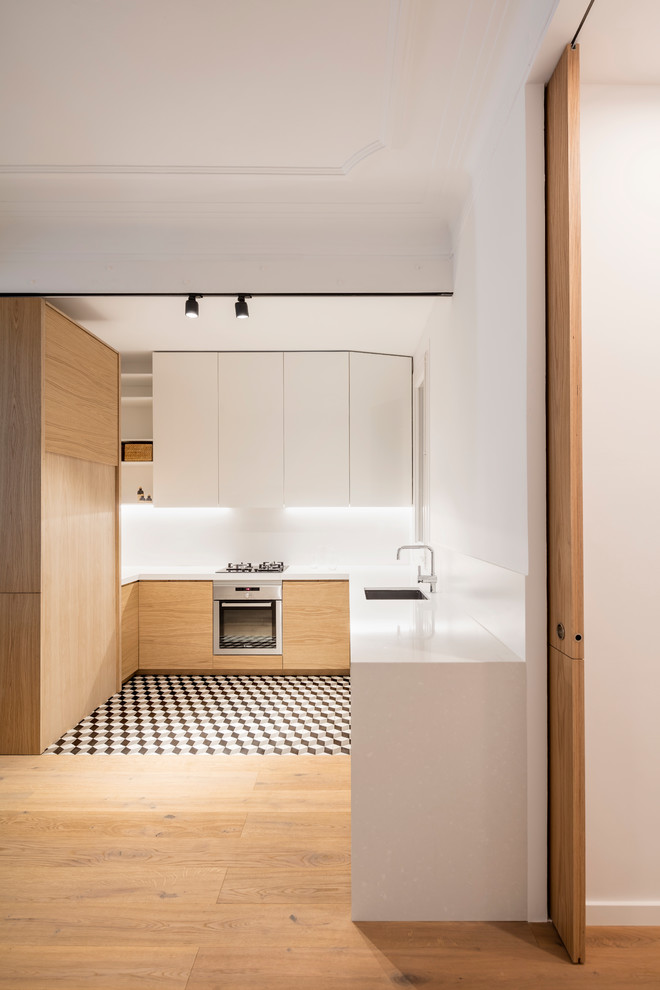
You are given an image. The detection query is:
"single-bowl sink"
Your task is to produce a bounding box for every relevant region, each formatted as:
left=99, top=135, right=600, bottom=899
left=364, top=588, right=428, bottom=600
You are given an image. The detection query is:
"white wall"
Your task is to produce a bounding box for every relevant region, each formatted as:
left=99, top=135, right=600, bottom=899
left=121, top=505, right=413, bottom=568
left=581, top=85, right=660, bottom=925
left=412, top=84, right=548, bottom=921
left=523, top=82, right=549, bottom=926
left=427, top=90, right=529, bottom=577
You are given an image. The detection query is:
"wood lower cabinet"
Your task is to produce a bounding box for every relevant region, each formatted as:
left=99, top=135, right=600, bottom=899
left=138, top=580, right=283, bottom=673
left=133, top=578, right=349, bottom=675
left=121, top=583, right=139, bottom=681
left=138, top=581, right=214, bottom=670
left=283, top=581, right=350, bottom=673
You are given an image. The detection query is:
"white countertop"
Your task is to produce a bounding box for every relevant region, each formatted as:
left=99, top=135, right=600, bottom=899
left=347, top=566, right=521, bottom=664
left=121, top=563, right=520, bottom=665
left=121, top=565, right=349, bottom=584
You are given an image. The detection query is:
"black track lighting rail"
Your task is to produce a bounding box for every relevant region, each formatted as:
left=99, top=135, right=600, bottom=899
left=1, top=291, right=452, bottom=298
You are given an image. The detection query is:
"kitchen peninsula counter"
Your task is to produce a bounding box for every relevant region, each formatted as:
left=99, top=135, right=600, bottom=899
left=345, top=567, right=527, bottom=926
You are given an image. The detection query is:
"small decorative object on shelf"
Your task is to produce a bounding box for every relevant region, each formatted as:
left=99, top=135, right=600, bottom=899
left=137, top=488, right=153, bottom=502
left=122, top=441, right=153, bottom=462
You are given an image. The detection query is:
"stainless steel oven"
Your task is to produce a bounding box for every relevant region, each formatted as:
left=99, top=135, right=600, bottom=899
left=213, top=580, right=282, bottom=655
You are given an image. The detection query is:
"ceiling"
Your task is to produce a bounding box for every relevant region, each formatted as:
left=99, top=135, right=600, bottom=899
left=48, top=294, right=439, bottom=362
left=1, top=0, right=558, bottom=296
left=8, top=0, right=659, bottom=354
left=9, top=0, right=557, bottom=353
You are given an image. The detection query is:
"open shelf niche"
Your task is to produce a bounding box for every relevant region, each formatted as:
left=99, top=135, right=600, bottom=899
left=120, top=359, right=153, bottom=504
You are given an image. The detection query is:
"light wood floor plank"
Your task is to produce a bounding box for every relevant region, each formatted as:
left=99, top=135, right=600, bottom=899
left=0, top=811, right=246, bottom=839
left=0, top=838, right=349, bottom=869
left=3, top=865, right=227, bottom=905
left=254, top=762, right=350, bottom=790
left=0, top=754, right=346, bottom=776
left=185, top=946, right=405, bottom=989
left=241, top=790, right=351, bottom=813
left=0, top=946, right=197, bottom=989
left=216, top=867, right=351, bottom=903
left=0, top=756, right=246, bottom=775
left=0, top=903, right=366, bottom=947
left=241, top=811, right=351, bottom=842
left=0, top=787, right=347, bottom=814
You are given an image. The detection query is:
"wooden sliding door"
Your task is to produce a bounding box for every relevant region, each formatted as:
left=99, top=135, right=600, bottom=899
left=545, top=43, right=585, bottom=964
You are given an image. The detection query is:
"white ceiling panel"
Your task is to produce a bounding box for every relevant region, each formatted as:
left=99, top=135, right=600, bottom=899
left=1, top=0, right=394, bottom=172
left=48, top=293, right=440, bottom=359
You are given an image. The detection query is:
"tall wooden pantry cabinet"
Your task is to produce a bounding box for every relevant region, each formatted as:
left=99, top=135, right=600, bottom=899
left=0, top=298, right=120, bottom=754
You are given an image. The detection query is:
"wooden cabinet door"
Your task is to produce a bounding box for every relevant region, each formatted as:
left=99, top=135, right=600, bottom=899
left=349, top=352, right=412, bottom=506
left=44, top=304, right=119, bottom=466
left=218, top=352, right=284, bottom=507
left=120, top=583, right=139, bottom=681
left=283, top=581, right=350, bottom=673
left=153, top=352, right=219, bottom=506
left=284, top=352, right=349, bottom=506
left=139, top=581, right=213, bottom=670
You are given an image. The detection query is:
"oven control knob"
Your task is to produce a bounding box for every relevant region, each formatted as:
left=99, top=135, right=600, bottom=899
left=244, top=591, right=251, bottom=599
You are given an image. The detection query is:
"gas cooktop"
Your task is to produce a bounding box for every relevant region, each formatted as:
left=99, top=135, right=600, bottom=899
left=217, top=561, right=286, bottom=574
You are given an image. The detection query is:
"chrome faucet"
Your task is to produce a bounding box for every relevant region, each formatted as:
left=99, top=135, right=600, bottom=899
left=396, top=544, right=437, bottom=593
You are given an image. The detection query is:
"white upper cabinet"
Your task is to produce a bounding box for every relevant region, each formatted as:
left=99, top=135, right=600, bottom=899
left=152, top=350, right=411, bottom=508
left=218, top=352, right=284, bottom=508
left=284, top=352, right=349, bottom=506
left=152, top=352, right=219, bottom=507
left=349, top=352, right=412, bottom=506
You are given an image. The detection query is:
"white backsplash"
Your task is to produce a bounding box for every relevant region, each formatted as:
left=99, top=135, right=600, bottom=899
left=121, top=505, right=414, bottom=567
left=434, top=546, right=526, bottom=660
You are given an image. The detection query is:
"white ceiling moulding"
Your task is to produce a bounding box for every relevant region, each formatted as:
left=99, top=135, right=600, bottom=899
left=0, top=140, right=388, bottom=177
left=0, top=199, right=453, bottom=293
left=0, top=252, right=453, bottom=296
left=0, top=209, right=449, bottom=249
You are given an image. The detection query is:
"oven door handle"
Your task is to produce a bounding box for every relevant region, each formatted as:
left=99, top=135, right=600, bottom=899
left=219, top=601, right=274, bottom=608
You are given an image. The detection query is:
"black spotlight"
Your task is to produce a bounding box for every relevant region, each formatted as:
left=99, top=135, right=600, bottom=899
left=235, top=294, right=251, bottom=319
left=185, top=294, right=201, bottom=318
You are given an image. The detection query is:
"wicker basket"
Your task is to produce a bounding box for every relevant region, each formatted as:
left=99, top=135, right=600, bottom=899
left=121, top=441, right=153, bottom=462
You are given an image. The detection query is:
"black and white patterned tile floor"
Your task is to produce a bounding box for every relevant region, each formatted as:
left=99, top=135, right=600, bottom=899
left=44, top=674, right=351, bottom=756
